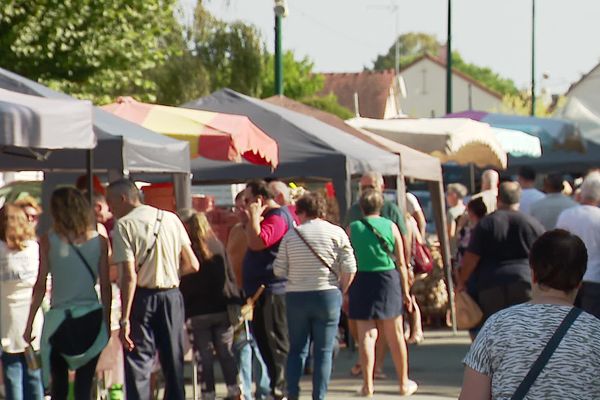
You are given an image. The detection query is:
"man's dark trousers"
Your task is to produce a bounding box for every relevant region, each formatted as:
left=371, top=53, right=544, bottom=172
left=252, top=291, right=289, bottom=398
left=125, top=288, right=185, bottom=400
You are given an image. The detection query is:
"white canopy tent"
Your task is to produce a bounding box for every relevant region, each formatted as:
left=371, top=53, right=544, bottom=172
left=347, top=117, right=507, bottom=170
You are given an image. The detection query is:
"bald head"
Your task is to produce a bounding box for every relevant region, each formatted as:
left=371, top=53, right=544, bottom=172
left=497, top=181, right=521, bottom=209
left=481, top=169, right=499, bottom=191
left=268, top=180, right=292, bottom=206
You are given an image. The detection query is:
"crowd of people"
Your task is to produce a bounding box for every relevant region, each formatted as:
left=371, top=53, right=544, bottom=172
left=3, top=164, right=600, bottom=399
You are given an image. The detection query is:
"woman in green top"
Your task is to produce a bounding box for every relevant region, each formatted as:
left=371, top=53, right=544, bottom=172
left=348, top=189, right=417, bottom=397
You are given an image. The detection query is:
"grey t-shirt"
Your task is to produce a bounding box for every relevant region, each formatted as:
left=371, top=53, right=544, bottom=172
left=464, top=303, right=600, bottom=399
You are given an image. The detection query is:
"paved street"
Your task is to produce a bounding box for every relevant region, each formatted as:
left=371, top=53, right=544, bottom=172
left=187, top=329, right=471, bottom=400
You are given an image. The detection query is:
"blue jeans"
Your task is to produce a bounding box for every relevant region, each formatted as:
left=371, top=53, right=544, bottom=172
left=1, top=352, right=43, bottom=400
left=235, top=323, right=270, bottom=400
left=286, top=289, right=342, bottom=400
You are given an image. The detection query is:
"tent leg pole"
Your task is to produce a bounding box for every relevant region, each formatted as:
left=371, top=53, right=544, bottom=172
left=87, top=149, right=94, bottom=217
left=469, top=164, right=476, bottom=193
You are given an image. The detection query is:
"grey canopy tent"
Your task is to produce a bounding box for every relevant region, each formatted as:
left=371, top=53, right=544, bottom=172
left=0, top=67, right=191, bottom=210
left=183, top=89, right=400, bottom=217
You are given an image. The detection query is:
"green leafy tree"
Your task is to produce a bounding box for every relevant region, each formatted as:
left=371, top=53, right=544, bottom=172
left=299, top=93, right=354, bottom=120
left=261, top=51, right=324, bottom=99
left=372, top=32, right=518, bottom=96
left=192, top=3, right=264, bottom=97
left=0, top=0, right=183, bottom=104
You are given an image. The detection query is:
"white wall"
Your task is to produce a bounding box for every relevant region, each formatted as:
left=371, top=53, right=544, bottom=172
left=399, top=58, right=502, bottom=117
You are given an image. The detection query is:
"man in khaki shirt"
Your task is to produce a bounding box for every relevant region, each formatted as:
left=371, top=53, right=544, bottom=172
left=107, top=179, right=199, bottom=400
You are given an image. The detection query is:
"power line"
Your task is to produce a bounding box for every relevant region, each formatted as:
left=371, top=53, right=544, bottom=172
left=292, top=4, right=382, bottom=49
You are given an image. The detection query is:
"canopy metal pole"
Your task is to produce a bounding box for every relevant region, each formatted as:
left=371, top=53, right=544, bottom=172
left=86, top=149, right=96, bottom=231
left=429, top=180, right=457, bottom=333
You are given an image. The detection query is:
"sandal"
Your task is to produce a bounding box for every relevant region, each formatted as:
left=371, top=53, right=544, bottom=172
left=350, top=363, right=362, bottom=376
left=400, top=379, right=418, bottom=396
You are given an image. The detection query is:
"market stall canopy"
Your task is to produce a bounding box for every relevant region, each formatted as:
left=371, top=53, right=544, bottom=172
left=0, top=67, right=189, bottom=174
left=264, top=95, right=442, bottom=182
left=347, top=117, right=507, bottom=169
left=0, top=88, right=95, bottom=150
left=490, top=127, right=542, bottom=158
left=446, top=110, right=584, bottom=152
left=183, top=89, right=400, bottom=216
left=103, top=96, right=278, bottom=168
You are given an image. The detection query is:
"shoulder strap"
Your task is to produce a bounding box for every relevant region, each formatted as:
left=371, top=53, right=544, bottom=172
left=511, top=307, right=583, bottom=400
left=68, top=240, right=97, bottom=284
left=294, top=227, right=339, bottom=279
left=360, top=218, right=396, bottom=262
left=137, top=209, right=164, bottom=272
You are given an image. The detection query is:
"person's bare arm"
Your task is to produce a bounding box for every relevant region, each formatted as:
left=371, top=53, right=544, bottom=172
left=118, top=260, right=137, bottom=351
left=23, top=235, right=50, bottom=343
left=179, top=244, right=200, bottom=276
left=392, top=223, right=412, bottom=312
left=245, top=201, right=269, bottom=250
left=98, top=236, right=112, bottom=332
left=459, top=367, right=492, bottom=400
left=413, top=210, right=427, bottom=238
left=340, top=271, right=355, bottom=294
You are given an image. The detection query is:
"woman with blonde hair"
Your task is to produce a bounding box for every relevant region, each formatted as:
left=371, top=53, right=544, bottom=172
left=23, top=187, right=111, bottom=400
left=178, top=211, right=242, bottom=400
left=0, top=204, right=44, bottom=400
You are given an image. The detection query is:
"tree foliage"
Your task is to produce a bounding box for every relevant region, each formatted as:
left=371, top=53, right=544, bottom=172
left=299, top=93, right=355, bottom=120
left=371, top=32, right=518, bottom=96
left=261, top=51, right=324, bottom=99
left=0, top=0, right=182, bottom=104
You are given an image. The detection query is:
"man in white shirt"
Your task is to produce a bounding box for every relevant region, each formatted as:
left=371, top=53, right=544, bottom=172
left=517, top=166, right=545, bottom=214
left=530, top=173, right=578, bottom=230
left=107, top=179, right=199, bottom=400
left=556, top=171, right=600, bottom=319
left=471, top=169, right=499, bottom=214
left=406, top=192, right=426, bottom=238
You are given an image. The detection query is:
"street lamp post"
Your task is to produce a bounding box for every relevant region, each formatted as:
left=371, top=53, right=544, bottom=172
left=274, top=0, right=288, bottom=95
left=446, top=0, right=452, bottom=115
left=531, top=0, right=536, bottom=116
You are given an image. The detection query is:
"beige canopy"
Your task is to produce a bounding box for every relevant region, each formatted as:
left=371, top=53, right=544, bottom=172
left=347, top=117, right=507, bottom=170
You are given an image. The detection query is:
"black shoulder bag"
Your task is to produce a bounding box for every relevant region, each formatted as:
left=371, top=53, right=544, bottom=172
left=294, top=227, right=339, bottom=280
left=510, top=307, right=582, bottom=400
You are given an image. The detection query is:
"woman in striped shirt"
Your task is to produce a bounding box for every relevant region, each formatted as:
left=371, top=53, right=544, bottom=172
left=274, top=192, right=356, bottom=400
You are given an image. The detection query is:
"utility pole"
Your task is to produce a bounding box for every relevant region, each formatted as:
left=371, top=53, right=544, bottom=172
left=531, top=0, right=536, bottom=116
left=445, top=0, right=452, bottom=114
left=273, top=0, right=288, bottom=95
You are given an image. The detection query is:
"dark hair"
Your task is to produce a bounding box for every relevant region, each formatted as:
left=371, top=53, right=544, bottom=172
left=545, top=173, right=565, bottom=193
left=295, top=192, right=326, bottom=219
left=51, top=187, right=93, bottom=238
left=529, top=229, right=587, bottom=292
left=246, top=179, right=274, bottom=200
left=498, top=181, right=521, bottom=205
left=359, top=188, right=384, bottom=215
left=519, top=166, right=536, bottom=181
left=467, top=197, right=487, bottom=219
left=235, top=190, right=245, bottom=202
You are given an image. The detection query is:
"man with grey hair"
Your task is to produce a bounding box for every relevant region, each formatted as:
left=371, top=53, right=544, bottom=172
left=106, top=179, right=199, bottom=400
left=530, top=173, right=578, bottom=229
left=446, top=183, right=468, bottom=253
left=268, top=180, right=300, bottom=225
left=471, top=169, right=499, bottom=214
left=556, top=171, right=600, bottom=318
left=456, top=181, right=545, bottom=336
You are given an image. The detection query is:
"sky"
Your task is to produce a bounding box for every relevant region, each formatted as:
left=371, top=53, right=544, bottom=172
left=180, top=0, right=600, bottom=94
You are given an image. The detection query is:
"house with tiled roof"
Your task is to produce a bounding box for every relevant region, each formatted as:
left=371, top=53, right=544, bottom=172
left=319, top=69, right=402, bottom=119
left=559, top=61, right=600, bottom=143
left=320, top=54, right=503, bottom=119
left=398, top=54, right=503, bottom=117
